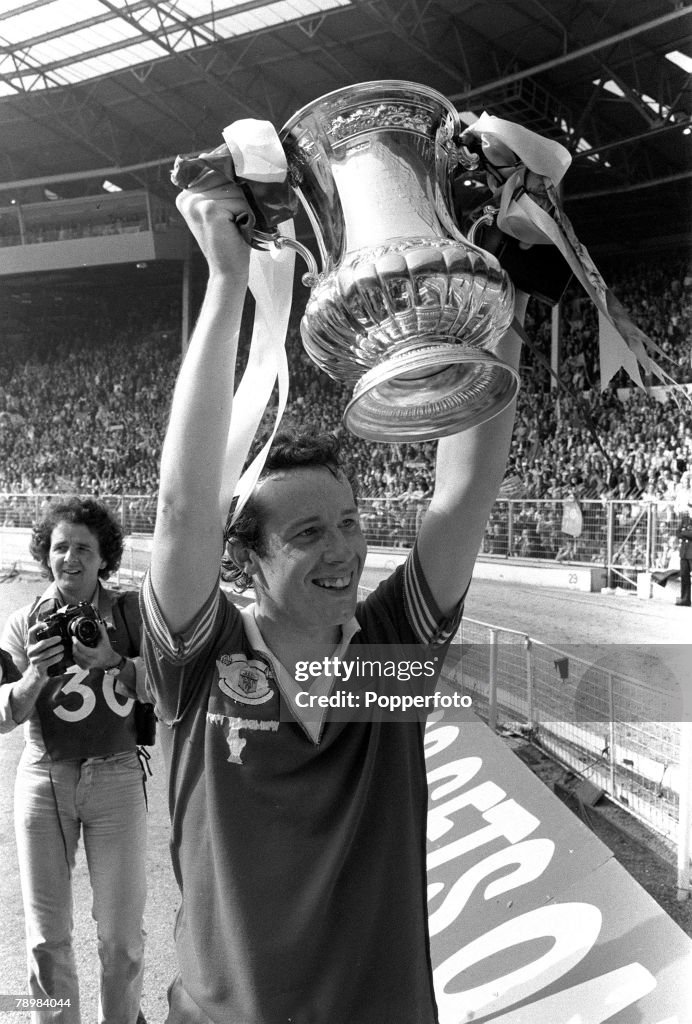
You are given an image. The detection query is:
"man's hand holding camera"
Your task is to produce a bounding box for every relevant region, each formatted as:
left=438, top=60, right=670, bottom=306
left=38, top=605, right=127, bottom=674
left=12, top=606, right=127, bottom=724
left=71, top=621, right=121, bottom=674
left=25, top=622, right=66, bottom=685
left=10, top=623, right=67, bottom=725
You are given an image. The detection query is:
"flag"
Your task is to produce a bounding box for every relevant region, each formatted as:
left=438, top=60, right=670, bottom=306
left=561, top=497, right=583, bottom=537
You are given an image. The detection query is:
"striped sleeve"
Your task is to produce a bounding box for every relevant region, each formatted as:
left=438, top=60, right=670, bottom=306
left=403, top=542, right=465, bottom=646
left=140, top=568, right=222, bottom=662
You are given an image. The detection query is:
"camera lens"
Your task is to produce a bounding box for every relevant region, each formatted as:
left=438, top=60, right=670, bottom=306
left=71, top=616, right=101, bottom=646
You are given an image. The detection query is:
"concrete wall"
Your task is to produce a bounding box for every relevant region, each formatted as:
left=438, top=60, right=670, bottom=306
left=366, top=546, right=606, bottom=592
left=0, top=528, right=668, bottom=599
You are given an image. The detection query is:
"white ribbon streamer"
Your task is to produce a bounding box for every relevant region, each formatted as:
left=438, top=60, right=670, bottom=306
left=466, top=112, right=680, bottom=392
left=222, top=118, right=288, bottom=183
left=470, top=112, right=572, bottom=185
left=213, top=118, right=297, bottom=527
left=224, top=224, right=295, bottom=524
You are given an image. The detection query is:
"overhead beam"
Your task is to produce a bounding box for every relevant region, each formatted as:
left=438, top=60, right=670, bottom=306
left=572, top=116, right=692, bottom=159
left=568, top=168, right=692, bottom=201
left=447, top=5, right=692, bottom=103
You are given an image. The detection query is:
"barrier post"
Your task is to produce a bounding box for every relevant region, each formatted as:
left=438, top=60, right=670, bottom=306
left=525, top=636, right=534, bottom=730
left=488, top=628, right=498, bottom=732
left=606, top=502, right=614, bottom=589
left=608, top=670, right=616, bottom=797
left=646, top=502, right=654, bottom=571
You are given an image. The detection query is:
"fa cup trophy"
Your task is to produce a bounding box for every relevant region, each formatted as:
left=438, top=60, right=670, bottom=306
left=175, top=80, right=520, bottom=442
left=176, top=79, right=682, bottom=451
left=276, top=80, right=517, bottom=441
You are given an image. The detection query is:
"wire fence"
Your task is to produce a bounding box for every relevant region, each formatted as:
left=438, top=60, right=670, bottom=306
left=0, top=493, right=686, bottom=591
left=356, top=571, right=683, bottom=845
left=357, top=495, right=686, bottom=590
left=442, top=619, right=682, bottom=845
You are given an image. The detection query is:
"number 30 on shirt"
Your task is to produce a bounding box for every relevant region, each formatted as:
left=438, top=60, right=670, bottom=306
left=53, top=666, right=134, bottom=722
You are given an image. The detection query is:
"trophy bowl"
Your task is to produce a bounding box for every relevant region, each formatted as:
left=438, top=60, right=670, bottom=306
left=278, top=80, right=518, bottom=442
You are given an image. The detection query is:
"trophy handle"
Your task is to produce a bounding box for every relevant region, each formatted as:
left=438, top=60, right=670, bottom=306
left=467, top=206, right=498, bottom=245
left=252, top=229, right=320, bottom=288
left=444, top=117, right=503, bottom=256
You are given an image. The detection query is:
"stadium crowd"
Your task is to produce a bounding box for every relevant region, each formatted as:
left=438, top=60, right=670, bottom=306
left=0, top=254, right=690, bottom=562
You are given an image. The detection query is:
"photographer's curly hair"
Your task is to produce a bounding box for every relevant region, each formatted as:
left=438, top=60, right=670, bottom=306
left=30, top=496, right=124, bottom=580
left=223, top=428, right=359, bottom=592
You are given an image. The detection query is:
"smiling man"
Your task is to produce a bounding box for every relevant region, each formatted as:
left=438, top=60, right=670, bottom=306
left=141, top=185, right=526, bottom=1024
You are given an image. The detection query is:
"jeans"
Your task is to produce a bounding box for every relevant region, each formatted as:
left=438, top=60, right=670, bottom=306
left=14, top=750, right=147, bottom=1024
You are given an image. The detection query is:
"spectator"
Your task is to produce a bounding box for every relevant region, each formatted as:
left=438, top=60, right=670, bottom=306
left=0, top=254, right=690, bottom=511
left=675, top=502, right=692, bottom=607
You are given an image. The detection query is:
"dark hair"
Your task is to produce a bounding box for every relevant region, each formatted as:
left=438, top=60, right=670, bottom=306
left=222, top=428, right=358, bottom=591
left=29, top=496, right=124, bottom=580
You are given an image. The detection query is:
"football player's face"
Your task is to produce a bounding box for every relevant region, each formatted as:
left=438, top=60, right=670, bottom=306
left=248, top=467, right=367, bottom=639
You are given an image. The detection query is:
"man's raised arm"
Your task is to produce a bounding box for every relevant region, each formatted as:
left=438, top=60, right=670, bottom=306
left=151, top=188, right=251, bottom=634
left=416, top=292, right=528, bottom=616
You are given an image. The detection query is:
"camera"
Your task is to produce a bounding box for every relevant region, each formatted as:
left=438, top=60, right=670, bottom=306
left=35, top=602, right=103, bottom=677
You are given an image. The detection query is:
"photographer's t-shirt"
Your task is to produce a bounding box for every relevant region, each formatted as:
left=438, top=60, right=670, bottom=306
left=1, top=583, right=139, bottom=760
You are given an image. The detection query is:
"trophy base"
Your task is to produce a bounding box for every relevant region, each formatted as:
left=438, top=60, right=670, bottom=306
left=343, top=344, right=519, bottom=442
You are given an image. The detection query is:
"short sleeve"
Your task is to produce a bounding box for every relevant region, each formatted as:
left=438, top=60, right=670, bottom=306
left=356, top=542, right=465, bottom=648
left=139, top=570, right=235, bottom=725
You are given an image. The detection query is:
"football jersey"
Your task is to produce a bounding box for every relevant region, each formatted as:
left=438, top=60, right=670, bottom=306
left=142, top=547, right=463, bottom=1024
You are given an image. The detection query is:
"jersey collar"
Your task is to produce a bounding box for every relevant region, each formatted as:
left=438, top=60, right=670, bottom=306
left=239, top=605, right=360, bottom=744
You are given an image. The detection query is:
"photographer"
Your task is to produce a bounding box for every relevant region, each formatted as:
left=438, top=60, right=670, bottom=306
left=0, top=497, right=149, bottom=1024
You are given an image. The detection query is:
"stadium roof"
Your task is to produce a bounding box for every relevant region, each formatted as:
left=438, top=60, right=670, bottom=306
left=0, top=0, right=691, bottom=252
left=0, top=0, right=352, bottom=95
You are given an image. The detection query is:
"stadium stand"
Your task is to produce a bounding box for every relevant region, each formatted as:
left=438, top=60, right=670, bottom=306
left=1, top=254, right=689, bottom=508
left=1, top=251, right=690, bottom=587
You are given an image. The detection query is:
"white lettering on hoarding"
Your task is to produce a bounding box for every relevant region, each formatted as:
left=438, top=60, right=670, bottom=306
left=427, top=798, right=540, bottom=870
left=479, top=962, right=658, bottom=1024
left=424, top=722, right=658, bottom=1022
left=423, top=723, right=459, bottom=760
left=427, top=757, right=483, bottom=800
left=427, top=838, right=555, bottom=938
left=428, top=780, right=506, bottom=841
left=435, top=903, right=602, bottom=1019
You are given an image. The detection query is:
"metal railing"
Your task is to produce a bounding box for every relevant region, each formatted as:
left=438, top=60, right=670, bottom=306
left=359, top=574, right=686, bottom=849
left=360, top=495, right=684, bottom=590
left=0, top=493, right=686, bottom=590
left=0, top=493, right=158, bottom=535
left=445, top=620, right=682, bottom=844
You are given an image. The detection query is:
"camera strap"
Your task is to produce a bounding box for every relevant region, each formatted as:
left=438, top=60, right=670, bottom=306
left=111, top=591, right=157, bottom=749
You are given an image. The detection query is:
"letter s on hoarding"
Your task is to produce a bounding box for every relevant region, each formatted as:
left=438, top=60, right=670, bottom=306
left=434, top=902, right=601, bottom=1021
left=428, top=838, right=555, bottom=938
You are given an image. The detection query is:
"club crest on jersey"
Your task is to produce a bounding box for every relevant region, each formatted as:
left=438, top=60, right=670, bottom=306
left=216, top=653, right=274, bottom=705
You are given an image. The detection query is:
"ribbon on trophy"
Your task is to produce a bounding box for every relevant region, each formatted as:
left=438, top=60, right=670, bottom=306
left=460, top=112, right=684, bottom=395
left=172, top=120, right=299, bottom=525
